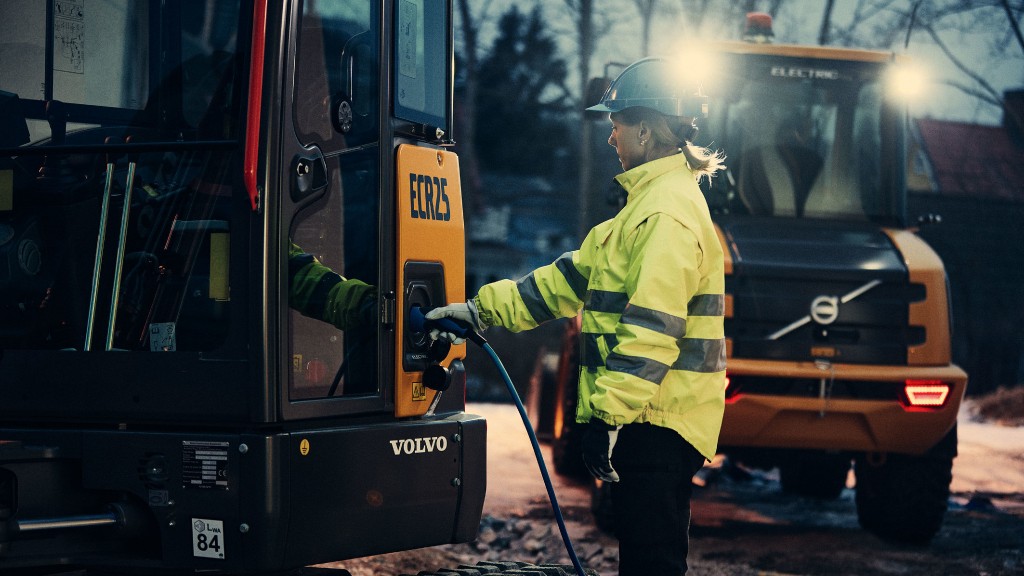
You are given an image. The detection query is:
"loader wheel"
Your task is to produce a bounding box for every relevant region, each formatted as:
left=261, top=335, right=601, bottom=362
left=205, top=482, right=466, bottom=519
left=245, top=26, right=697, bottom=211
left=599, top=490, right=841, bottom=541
left=552, top=421, right=588, bottom=480
left=779, top=450, right=851, bottom=500
left=405, top=560, right=600, bottom=575
left=854, top=426, right=956, bottom=545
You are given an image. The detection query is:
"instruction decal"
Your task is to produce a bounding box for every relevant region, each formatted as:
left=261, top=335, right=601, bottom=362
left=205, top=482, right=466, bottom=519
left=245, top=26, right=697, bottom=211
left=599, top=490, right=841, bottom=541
left=54, top=0, right=85, bottom=74
left=191, top=518, right=225, bottom=559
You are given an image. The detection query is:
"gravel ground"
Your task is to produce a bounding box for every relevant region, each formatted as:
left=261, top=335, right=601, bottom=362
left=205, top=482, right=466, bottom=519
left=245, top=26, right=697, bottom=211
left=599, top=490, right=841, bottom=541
left=328, top=396, right=1024, bottom=576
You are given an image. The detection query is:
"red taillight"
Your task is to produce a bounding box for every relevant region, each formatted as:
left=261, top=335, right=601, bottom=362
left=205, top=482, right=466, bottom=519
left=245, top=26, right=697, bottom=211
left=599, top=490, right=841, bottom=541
left=903, top=380, right=950, bottom=407
left=724, top=374, right=741, bottom=403
left=244, top=0, right=268, bottom=211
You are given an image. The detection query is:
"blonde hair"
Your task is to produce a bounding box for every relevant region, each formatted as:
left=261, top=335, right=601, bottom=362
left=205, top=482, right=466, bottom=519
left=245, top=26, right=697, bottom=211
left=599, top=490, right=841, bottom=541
left=612, top=107, right=725, bottom=183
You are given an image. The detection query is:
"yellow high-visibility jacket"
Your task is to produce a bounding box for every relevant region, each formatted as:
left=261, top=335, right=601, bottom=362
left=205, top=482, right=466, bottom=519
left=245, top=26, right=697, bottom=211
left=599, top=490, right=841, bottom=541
left=475, top=154, right=726, bottom=459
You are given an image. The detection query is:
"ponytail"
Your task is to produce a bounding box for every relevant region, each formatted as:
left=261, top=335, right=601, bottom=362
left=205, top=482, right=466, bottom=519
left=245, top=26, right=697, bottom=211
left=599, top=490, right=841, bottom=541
left=612, top=107, right=725, bottom=183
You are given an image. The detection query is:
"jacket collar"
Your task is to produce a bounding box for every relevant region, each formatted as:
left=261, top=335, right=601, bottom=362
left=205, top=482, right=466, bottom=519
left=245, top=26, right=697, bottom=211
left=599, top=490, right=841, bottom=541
left=613, top=153, right=690, bottom=200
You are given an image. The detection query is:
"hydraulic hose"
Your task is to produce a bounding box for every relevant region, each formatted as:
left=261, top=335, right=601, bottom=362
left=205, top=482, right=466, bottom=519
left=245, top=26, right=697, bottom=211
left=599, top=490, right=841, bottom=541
left=411, top=307, right=588, bottom=576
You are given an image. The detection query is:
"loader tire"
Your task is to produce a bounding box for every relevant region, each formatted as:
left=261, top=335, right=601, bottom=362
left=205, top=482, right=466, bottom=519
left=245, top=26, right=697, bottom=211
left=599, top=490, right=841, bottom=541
left=854, top=426, right=956, bottom=545
left=590, top=479, right=615, bottom=534
left=552, top=421, right=588, bottom=480
left=779, top=450, right=851, bottom=500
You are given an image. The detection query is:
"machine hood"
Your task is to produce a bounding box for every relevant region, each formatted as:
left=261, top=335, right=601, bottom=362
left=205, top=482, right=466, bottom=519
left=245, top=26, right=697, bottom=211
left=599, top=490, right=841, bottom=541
left=718, top=216, right=907, bottom=282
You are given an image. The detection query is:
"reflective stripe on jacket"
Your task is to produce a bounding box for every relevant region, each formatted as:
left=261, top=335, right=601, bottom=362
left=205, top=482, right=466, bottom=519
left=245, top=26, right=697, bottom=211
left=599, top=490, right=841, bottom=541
left=289, top=243, right=376, bottom=331
left=475, top=154, right=726, bottom=459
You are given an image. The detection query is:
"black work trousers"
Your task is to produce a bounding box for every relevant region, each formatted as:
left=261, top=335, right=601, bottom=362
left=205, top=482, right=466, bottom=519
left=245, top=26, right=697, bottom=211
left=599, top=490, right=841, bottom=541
left=609, top=423, right=707, bottom=576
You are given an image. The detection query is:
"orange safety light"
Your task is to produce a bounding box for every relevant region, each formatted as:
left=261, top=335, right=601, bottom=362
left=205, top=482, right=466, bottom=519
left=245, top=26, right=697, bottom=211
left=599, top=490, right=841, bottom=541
left=903, top=380, right=950, bottom=407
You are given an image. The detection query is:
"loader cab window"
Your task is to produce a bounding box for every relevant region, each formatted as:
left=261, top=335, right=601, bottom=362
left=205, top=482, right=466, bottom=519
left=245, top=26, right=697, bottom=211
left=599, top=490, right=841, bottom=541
left=288, top=1, right=382, bottom=400
left=0, top=1, right=245, bottom=353
left=704, top=56, right=896, bottom=224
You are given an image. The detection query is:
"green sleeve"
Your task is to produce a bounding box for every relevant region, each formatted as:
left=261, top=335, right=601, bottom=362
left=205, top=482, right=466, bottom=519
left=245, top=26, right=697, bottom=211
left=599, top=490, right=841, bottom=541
left=288, top=243, right=376, bottom=331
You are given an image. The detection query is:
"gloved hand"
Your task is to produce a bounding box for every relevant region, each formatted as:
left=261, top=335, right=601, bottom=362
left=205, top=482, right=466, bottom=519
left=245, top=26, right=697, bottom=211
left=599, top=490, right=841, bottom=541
left=425, top=300, right=486, bottom=344
left=582, top=419, right=622, bottom=482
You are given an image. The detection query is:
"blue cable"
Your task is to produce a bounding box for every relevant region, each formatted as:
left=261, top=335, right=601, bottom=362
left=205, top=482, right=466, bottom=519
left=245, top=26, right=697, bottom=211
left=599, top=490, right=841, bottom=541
left=410, top=307, right=587, bottom=576
left=481, top=341, right=588, bottom=576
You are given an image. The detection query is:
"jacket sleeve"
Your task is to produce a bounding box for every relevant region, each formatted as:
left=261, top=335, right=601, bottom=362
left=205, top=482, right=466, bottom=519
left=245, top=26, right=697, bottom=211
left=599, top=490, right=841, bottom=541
left=589, top=213, right=703, bottom=424
left=473, top=223, right=605, bottom=332
left=289, top=243, right=377, bottom=331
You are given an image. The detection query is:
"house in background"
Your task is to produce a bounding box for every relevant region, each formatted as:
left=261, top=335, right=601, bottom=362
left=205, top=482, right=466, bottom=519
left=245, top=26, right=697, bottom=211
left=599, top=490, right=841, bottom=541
left=907, top=90, right=1024, bottom=395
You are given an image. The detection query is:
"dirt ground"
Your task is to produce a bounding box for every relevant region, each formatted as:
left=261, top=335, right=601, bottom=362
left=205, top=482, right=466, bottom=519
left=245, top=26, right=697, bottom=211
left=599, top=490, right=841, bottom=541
left=331, top=395, right=1024, bottom=576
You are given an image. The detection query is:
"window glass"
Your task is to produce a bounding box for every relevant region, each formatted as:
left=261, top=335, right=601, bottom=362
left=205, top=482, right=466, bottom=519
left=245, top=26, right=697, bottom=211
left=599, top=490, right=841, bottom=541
left=288, top=150, right=380, bottom=400
left=294, top=0, right=379, bottom=152
left=0, top=1, right=244, bottom=353
left=288, top=2, right=382, bottom=400
left=393, top=0, right=448, bottom=128
left=706, top=60, right=891, bottom=223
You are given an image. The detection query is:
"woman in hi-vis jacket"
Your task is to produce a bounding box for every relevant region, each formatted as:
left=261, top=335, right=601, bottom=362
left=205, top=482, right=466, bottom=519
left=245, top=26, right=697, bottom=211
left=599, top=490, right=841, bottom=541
left=429, top=58, right=727, bottom=576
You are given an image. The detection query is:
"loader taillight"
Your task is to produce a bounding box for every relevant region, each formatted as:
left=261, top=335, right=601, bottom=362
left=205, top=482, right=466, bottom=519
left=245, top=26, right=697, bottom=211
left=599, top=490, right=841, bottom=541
left=723, top=374, right=741, bottom=403
left=902, top=380, right=950, bottom=408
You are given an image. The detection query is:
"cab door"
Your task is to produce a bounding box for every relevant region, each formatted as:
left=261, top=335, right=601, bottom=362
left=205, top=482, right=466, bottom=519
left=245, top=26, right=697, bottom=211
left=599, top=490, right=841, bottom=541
left=277, top=0, right=385, bottom=419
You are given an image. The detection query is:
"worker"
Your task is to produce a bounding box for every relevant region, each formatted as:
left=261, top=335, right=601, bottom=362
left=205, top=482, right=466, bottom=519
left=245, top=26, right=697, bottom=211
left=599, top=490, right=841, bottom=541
left=288, top=242, right=376, bottom=331
left=427, top=58, right=727, bottom=576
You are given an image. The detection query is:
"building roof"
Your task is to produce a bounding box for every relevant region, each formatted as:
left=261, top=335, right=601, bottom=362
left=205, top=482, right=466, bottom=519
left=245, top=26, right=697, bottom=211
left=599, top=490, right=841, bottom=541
left=914, top=117, right=1024, bottom=202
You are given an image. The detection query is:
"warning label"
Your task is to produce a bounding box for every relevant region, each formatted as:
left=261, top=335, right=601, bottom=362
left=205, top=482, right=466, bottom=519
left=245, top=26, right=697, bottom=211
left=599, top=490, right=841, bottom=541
left=182, top=441, right=229, bottom=490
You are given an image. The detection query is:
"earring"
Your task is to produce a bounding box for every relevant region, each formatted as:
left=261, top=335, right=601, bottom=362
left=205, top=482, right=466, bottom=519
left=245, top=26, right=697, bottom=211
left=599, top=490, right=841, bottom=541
left=640, top=139, right=647, bottom=146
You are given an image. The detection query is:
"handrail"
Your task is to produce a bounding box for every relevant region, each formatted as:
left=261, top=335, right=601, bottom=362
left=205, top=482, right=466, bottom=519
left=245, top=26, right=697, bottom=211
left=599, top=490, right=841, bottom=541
left=83, top=162, right=117, bottom=351
left=105, top=162, right=138, bottom=351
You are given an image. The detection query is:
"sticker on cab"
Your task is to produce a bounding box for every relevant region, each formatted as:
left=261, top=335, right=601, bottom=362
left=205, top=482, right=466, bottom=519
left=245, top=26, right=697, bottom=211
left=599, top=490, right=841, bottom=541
left=191, top=518, right=225, bottom=559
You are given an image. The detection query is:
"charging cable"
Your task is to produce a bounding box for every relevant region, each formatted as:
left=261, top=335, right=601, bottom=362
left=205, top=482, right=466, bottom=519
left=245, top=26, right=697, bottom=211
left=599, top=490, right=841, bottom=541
left=410, top=307, right=589, bottom=576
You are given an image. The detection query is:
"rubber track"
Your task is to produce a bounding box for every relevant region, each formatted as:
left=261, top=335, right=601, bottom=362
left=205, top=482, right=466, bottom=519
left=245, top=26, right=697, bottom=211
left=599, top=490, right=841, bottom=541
left=402, top=560, right=600, bottom=575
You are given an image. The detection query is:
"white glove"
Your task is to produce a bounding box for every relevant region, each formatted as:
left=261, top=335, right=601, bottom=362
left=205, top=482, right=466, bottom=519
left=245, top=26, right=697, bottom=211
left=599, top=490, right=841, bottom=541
left=424, top=300, right=486, bottom=344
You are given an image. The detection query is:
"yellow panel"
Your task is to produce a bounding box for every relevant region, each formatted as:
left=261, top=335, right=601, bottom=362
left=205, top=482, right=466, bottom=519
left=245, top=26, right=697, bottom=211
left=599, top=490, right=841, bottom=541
left=395, top=145, right=466, bottom=417
left=209, top=232, right=230, bottom=301
left=882, top=229, right=951, bottom=365
left=0, top=170, right=12, bottom=211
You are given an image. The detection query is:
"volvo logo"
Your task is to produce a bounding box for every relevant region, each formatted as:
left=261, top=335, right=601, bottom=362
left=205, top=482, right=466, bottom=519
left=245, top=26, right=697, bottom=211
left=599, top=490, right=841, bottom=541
left=767, top=279, right=882, bottom=341
left=810, top=295, right=840, bottom=325
left=390, top=436, right=448, bottom=456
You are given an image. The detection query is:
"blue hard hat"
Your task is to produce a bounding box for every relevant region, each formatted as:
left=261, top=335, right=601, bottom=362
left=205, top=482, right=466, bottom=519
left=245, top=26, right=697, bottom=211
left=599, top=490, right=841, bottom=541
left=586, top=57, right=708, bottom=118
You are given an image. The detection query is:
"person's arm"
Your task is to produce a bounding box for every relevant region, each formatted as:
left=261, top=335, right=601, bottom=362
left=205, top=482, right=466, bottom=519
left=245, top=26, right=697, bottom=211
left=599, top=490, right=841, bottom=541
left=288, top=243, right=376, bottom=331
left=474, top=249, right=588, bottom=332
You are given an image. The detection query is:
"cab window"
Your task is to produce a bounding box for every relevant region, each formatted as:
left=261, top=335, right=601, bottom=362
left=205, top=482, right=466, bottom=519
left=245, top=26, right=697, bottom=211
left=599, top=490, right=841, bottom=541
left=288, top=1, right=381, bottom=401
left=0, top=0, right=244, bottom=353
left=293, top=0, right=379, bottom=152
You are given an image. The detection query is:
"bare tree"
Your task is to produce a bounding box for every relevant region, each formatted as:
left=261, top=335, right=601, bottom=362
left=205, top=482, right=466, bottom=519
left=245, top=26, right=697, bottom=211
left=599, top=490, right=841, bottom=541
left=812, top=0, right=1021, bottom=116
left=632, top=0, right=658, bottom=55
left=562, top=0, right=605, bottom=238
left=817, top=0, right=836, bottom=45
left=454, top=0, right=497, bottom=212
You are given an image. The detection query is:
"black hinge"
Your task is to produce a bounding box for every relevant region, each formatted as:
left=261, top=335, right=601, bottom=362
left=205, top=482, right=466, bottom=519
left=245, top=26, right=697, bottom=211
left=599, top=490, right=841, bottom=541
left=382, top=291, right=396, bottom=330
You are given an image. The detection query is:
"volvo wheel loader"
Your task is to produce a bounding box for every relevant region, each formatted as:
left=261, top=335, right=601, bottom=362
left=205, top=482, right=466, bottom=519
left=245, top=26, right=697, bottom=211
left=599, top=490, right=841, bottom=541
left=0, top=1, right=575, bottom=575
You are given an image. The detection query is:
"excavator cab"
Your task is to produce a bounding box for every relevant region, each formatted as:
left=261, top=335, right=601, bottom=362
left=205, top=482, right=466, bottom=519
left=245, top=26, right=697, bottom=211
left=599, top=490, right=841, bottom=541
left=0, top=1, right=485, bottom=572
